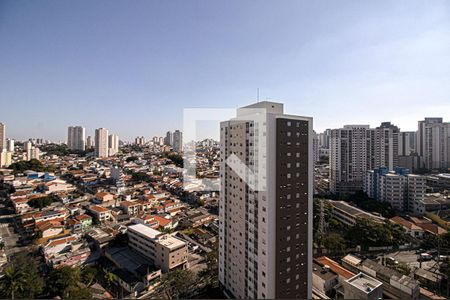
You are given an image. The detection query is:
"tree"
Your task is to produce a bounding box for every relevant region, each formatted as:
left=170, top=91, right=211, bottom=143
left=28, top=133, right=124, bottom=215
left=46, top=266, right=81, bottom=298
left=126, top=156, right=139, bottom=162
left=27, top=195, right=55, bottom=210
left=0, top=267, right=27, bottom=299
left=104, top=272, right=117, bottom=288
left=199, top=251, right=219, bottom=288
left=323, top=233, right=346, bottom=255
left=81, top=266, right=98, bottom=287
left=157, top=269, right=198, bottom=299
left=0, top=254, right=44, bottom=299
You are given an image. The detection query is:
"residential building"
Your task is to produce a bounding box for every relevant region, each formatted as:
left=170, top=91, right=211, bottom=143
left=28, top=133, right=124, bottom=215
left=0, top=150, right=12, bottom=167
left=127, top=224, right=188, bottom=273
left=86, top=135, right=93, bottom=148
left=173, top=130, right=183, bottom=152
left=88, top=205, right=111, bottom=223
left=0, top=122, right=5, bottom=151
left=6, top=138, right=14, bottom=152
left=67, top=126, right=86, bottom=151
left=330, top=125, right=370, bottom=194
left=219, top=101, right=313, bottom=299
left=364, top=167, right=426, bottom=213
left=417, top=118, right=450, bottom=170
left=95, top=128, right=109, bottom=158
left=108, top=134, right=119, bottom=156
left=399, top=131, right=417, bottom=156
left=135, top=136, right=145, bottom=145
left=328, top=200, right=385, bottom=226
left=342, top=273, right=383, bottom=300
left=164, top=131, right=173, bottom=146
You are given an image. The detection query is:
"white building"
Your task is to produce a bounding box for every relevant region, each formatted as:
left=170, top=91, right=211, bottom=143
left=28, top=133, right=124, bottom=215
left=330, top=123, right=400, bottom=194
left=398, top=131, right=417, bottom=156
left=219, top=101, right=313, bottom=299
left=0, top=150, right=12, bottom=167
left=108, top=134, right=119, bottom=156
left=164, top=131, right=173, bottom=146
left=95, top=128, right=109, bottom=158
left=127, top=224, right=188, bottom=273
left=6, top=139, right=14, bottom=153
left=67, top=126, right=86, bottom=151
left=417, top=118, right=450, bottom=170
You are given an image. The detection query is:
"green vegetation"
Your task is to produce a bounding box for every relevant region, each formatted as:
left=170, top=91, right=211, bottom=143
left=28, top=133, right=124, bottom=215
left=164, top=153, right=184, bottom=168
left=125, top=156, right=139, bottom=162
left=199, top=251, right=219, bottom=290
left=46, top=266, right=92, bottom=299
left=131, top=172, right=153, bottom=183
left=0, top=254, right=44, bottom=299
left=322, top=233, right=347, bottom=255
left=157, top=269, right=198, bottom=299
left=9, top=159, right=47, bottom=174
left=39, top=144, right=89, bottom=157
left=27, top=194, right=59, bottom=210
left=345, top=219, right=408, bottom=250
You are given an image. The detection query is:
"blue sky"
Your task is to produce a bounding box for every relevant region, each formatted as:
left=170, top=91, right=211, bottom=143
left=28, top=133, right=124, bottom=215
left=1, top=0, right=449, bottom=141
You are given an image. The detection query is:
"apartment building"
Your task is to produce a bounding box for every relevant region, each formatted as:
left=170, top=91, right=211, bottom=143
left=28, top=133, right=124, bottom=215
left=127, top=224, right=187, bottom=273
left=364, top=168, right=426, bottom=213
left=417, top=118, right=450, bottom=170
left=67, top=126, right=86, bottom=151
left=330, top=123, right=400, bottom=194
left=398, top=131, right=417, bottom=156
left=95, top=128, right=109, bottom=158
left=108, top=134, right=119, bottom=156
left=219, top=101, right=313, bottom=299
left=173, top=130, right=183, bottom=152
left=0, top=122, right=5, bottom=151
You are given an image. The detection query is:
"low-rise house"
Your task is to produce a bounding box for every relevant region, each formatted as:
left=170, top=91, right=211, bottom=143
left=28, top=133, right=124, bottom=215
left=36, top=220, right=65, bottom=238
left=94, top=192, right=114, bottom=204
left=328, top=200, right=386, bottom=226
left=389, top=216, right=424, bottom=238
left=88, top=205, right=112, bottom=223
left=120, top=201, right=141, bottom=216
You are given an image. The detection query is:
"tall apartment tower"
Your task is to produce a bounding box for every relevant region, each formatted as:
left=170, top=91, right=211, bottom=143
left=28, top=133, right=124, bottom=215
left=398, top=131, right=417, bottom=156
left=417, top=118, right=450, bottom=170
left=164, top=131, right=173, bottom=146
left=86, top=136, right=93, bottom=148
left=0, top=122, right=5, bottom=151
left=367, top=122, right=399, bottom=170
left=219, top=101, right=313, bottom=299
left=6, top=139, right=15, bottom=153
left=330, top=125, right=369, bottom=194
left=67, top=126, right=86, bottom=151
left=108, top=134, right=119, bottom=156
left=95, top=128, right=109, bottom=158
left=173, top=130, right=183, bottom=152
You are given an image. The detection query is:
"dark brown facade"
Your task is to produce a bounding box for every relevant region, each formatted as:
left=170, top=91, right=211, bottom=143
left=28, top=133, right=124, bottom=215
left=275, top=118, right=310, bottom=299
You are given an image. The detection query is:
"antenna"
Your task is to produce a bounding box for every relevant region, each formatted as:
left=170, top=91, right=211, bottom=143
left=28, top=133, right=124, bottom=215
left=257, top=88, right=260, bottom=102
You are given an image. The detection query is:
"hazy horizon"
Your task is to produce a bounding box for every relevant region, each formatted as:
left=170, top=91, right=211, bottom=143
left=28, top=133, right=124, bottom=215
left=1, top=0, right=449, bottom=141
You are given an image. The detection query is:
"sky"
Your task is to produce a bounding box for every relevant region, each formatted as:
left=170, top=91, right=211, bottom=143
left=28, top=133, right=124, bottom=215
left=1, top=0, right=449, bottom=141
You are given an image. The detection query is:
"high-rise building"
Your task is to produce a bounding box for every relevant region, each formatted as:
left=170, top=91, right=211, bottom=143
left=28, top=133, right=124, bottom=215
left=313, top=131, right=319, bottom=164
left=0, top=122, right=5, bottom=151
left=173, top=130, right=183, bottom=152
left=365, top=167, right=426, bottom=213
left=330, top=125, right=370, bottom=194
left=398, top=131, right=417, bottom=156
left=86, top=136, right=93, bottom=148
left=135, top=136, right=145, bottom=145
left=108, top=134, right=119, bottom=156
left=164, top=131, right=173, bottom=146
left=367, top=122, right=399, bottom=171
left=330, top=123, right=399, bottom=194
left=6, top=139, right=14, bottom=153
left=417, top=118, right=450, bottom=170
left=0, top=150, right=12, bottom=167
left=219, top=101, right=313, bottom=299
left=318, top=129, right=331, bottom=149
left=95, top=128, right=109, bottom=158
left=67, top=126, right=86, bottom=151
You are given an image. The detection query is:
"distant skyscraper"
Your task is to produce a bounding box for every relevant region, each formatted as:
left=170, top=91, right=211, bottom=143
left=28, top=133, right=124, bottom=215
left=219, top=101, right=312, bottom=299
left=67, top=126, right=86, bottom=151
left=95, top=128, right=109, bottom=158
left=6, top=139, right=14, bottom=153
left=86, top=136, right=93, bottom=148
left=0, top=122, right=5, bottom=151
left=108, top=134, right=119, bottom=156
left=164, top=131, right=173, bottom=146
left=173, top=130, right=183, bottom=152
left=398, top=131, right=417, bottom=156
left=330, top=123, right=399, bottom=194
left=417, top=118, right=450, bottom=170
left=135, top=136, right=145, bottom=145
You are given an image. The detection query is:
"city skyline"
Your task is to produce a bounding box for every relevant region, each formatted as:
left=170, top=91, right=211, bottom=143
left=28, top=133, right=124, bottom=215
left=1, top=0, right=450, bottom=140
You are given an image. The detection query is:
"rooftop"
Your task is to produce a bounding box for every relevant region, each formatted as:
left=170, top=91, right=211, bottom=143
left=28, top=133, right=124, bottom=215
left=128, top=223, right=162, bottom=239
left=346, top=273, right=382, bottom=293
left=157, top=235, right=186, bottom=250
